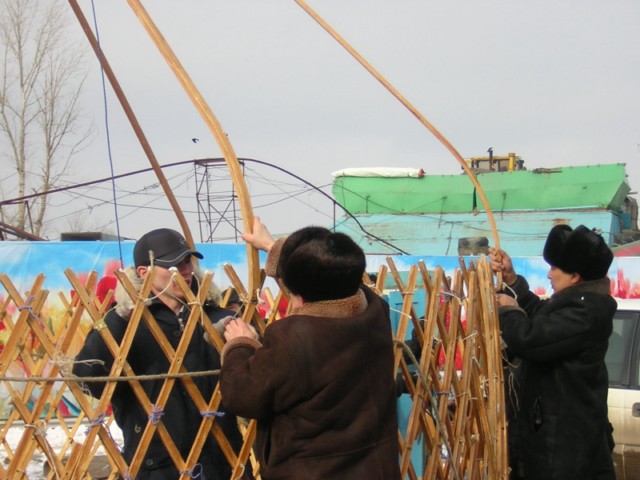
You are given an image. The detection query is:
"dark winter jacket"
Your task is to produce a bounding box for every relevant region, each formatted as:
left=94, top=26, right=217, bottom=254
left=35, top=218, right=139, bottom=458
left=73, top=267, right=244, bottom=479
left=499, top=275, right=616, bottom=480
left=219, top=239, right=401, bottom=480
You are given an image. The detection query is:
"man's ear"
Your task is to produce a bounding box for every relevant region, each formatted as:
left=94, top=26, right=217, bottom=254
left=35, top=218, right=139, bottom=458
left=137, top=265, right=149, bottom=279
left=289, top=294, right=305, bottom=309
left=571, top=272, right=582, bottom=285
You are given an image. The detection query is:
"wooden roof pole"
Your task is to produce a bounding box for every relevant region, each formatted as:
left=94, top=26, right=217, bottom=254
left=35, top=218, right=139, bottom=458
left=124, top=0, right=261, bottom=305
left=67, top=0, right=195, bottom=248
left=295, top=0, right=501, bottom=254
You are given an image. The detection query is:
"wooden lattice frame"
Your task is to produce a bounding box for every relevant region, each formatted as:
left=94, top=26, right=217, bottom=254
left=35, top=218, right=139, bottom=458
left=385, top=256, right=507, bottom=480
left=0, top=257, right=507, bottom=479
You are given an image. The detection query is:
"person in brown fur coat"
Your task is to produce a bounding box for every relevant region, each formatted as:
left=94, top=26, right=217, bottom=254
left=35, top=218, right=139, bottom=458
left=220, top=218, right=401, bottom=480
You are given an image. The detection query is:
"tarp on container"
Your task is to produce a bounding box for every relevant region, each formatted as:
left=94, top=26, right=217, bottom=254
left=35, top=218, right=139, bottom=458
left=332, top=167, right=425, bottom=178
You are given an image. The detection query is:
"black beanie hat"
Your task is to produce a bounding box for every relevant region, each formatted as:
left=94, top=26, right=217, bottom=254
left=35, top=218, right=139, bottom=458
left=542, top=224, right=613, bottom=280
left=277, top=226, right=366, bottom=302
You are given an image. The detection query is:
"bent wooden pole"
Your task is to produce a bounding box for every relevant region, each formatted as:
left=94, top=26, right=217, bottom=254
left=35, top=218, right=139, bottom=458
left=67, top=0, right=195, bottom=248
left=125, top=0, right=261, bottom=308
left=294, top=0, right=501, bottom=255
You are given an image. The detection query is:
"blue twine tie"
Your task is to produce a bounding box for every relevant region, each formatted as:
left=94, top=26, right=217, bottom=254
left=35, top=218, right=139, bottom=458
left=84, top=412, right=107, bottom=435
left=84, top=412, right=121, bottom=452
left=180, top=463, right=204, bottom=478
left=18, top=296, right=46, bottom=330
left=200, top=410, right=225, bottom=418
left=149, top=405, right=165, bottom=425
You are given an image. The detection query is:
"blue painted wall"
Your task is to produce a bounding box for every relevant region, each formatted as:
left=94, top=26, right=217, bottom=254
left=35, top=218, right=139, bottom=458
left=335, top=210, right=621, bottom=256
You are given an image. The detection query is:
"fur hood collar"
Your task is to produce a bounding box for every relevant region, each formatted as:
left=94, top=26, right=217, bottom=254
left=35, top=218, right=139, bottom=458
left=221, top=288, right=369, bottom=364
left=550, top=276, right=612, bottom=301
left=289, top=289, right=367, bottom=318
left=113, top=265, right=223, bottom=318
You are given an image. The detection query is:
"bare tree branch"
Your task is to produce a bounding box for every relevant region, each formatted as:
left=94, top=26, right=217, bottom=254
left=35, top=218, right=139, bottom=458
left=0, top=0, right=93, bottom=236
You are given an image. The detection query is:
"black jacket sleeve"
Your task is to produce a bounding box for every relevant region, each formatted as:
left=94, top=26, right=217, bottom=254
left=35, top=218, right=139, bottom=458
left=73, top=312, right=127, bottom=398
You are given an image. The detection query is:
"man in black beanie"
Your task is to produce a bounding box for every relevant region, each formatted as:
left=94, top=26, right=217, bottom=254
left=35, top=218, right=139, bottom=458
left=490, top=224, right=616, bottom=480
left=219, top=218, right=401, bottom=480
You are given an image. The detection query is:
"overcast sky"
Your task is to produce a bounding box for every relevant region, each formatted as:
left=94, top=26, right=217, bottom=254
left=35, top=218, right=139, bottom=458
left=50, top=0, right=640, bottom=242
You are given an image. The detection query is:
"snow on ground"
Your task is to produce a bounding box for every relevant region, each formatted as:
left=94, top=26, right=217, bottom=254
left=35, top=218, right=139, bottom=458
left=1, top=421, right=123, bottom=479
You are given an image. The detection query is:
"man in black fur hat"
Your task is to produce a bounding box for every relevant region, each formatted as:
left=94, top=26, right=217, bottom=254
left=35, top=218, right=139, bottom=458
left=490, top=224, right=616, bottom=480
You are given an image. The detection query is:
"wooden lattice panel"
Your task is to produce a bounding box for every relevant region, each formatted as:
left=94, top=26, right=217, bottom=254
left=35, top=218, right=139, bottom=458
left=388, top=257, right=507, bottom=480
left=0, top=258, right=506, bottom=479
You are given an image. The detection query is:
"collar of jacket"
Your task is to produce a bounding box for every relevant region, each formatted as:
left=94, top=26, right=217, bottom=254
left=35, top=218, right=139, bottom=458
left=113, top=265, right=223, bottom=319
left=550, top=276, right=611, bottom=301
left=288, top=288, right=367, bottom=319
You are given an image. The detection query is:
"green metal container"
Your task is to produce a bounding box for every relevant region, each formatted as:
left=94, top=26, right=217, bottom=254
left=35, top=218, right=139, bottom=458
left=332, top=163, right=630, bottom=214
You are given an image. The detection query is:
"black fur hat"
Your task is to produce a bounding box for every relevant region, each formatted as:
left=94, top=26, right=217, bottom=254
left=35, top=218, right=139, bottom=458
left=277, top=227, right=366, bottom=302
left=542, top=224, right=613, bottom=280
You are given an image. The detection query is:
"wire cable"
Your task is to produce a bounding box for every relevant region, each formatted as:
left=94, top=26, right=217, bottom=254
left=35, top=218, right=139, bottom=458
left=90, top=0, right=123, bottom=265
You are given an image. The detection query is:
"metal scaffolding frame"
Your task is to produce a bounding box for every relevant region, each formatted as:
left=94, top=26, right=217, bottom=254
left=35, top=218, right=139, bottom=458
left=194, top=158, right=243, bottom=243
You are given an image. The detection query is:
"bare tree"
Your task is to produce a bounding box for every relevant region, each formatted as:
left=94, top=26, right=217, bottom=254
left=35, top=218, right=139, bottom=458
left=0, top=0, right=92, bottom=238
